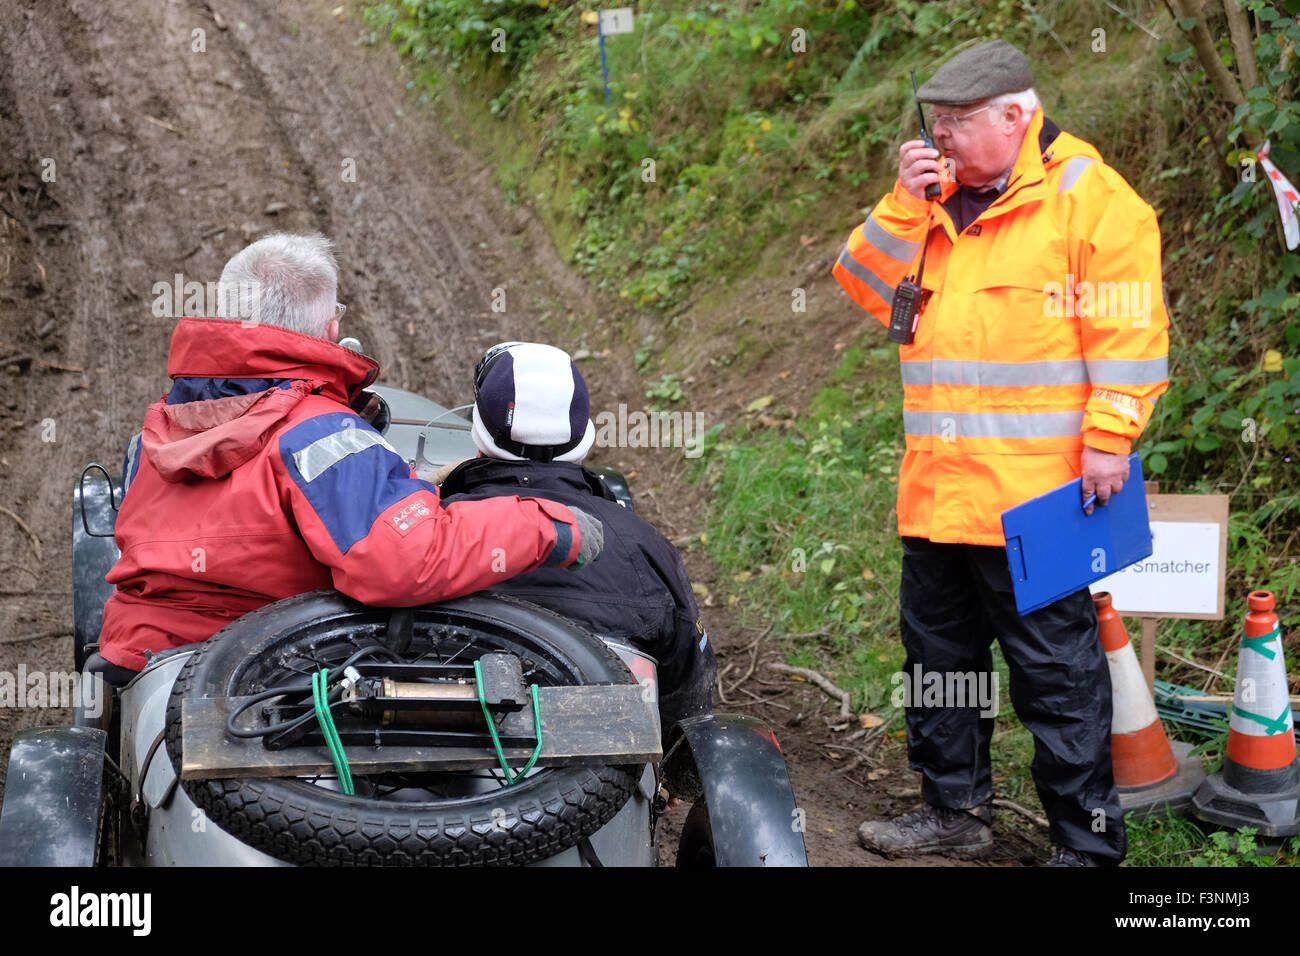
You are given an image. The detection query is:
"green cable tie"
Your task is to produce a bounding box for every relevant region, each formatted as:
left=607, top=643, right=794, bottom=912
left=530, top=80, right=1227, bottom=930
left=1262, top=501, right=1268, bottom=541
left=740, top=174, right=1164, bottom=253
left=313, top=669, right=354, bottom=795
left=474, top=659, right=543, bottom=786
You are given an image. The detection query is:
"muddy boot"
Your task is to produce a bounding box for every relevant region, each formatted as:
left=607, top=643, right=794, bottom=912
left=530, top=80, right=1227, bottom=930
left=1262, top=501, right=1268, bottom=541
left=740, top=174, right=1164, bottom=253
left=1045, top=845, right=1099, bottom=867
left=857, top=803, right=993, bottom=859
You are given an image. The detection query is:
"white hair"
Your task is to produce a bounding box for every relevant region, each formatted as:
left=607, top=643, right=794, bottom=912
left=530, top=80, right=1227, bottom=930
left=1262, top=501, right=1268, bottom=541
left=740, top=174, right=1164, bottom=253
left=988, top=88, right=1039, bottom=118
left=216, top=233, right=338, bottom=337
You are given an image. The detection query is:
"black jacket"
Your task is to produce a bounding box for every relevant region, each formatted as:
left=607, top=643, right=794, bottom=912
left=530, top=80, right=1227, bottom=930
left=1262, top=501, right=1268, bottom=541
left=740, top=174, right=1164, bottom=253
left=439, top=457, right=716, bottom=731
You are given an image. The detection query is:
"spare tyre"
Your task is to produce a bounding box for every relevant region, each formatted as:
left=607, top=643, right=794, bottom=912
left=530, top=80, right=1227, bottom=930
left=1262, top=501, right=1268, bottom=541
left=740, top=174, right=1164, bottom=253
left=163, top=590, right=640, bottom=866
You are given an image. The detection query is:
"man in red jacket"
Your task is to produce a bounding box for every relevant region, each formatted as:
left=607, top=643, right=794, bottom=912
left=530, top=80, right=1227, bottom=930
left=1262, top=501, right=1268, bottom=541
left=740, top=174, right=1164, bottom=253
left=96, top=233, right=601, bottom=680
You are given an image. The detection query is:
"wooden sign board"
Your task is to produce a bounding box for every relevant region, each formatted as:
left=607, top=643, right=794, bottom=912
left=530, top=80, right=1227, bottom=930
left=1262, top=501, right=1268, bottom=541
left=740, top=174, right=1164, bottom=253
left=1090, top=494, right=1229, bottom=621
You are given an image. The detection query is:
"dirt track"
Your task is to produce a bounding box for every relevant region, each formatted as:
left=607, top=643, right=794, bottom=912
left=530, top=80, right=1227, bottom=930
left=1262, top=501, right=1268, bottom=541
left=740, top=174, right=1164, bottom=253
left=0, top=0, right=1045, bottom=866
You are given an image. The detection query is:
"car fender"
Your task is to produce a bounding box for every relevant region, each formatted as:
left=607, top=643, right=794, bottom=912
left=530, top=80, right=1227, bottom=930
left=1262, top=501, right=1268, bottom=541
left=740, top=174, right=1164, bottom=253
left=0, top=727, right=107, bottom=866
left=664, top=713, right=807, bottom=867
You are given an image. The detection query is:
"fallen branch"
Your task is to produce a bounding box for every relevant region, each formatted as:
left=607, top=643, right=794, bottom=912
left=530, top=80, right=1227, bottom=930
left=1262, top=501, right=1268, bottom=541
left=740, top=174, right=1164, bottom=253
left=735, top=685, right=791, bottom=710
left=716, top=663, right=734, bottom=705
left=993, top=797, right=1049, bottom=829
left=1175, top=693, right=1300, bottom=705
left=767, top=662, right=852, bottom=721
left=1158, top=645, right=1228, bottom=681
left=724, top=624, right=773, bottom=695
left=141, top=113, right=184, bottom=135
left=1, top=355, right=84, bottom=373
left=0, top=505, right=42, bottom=561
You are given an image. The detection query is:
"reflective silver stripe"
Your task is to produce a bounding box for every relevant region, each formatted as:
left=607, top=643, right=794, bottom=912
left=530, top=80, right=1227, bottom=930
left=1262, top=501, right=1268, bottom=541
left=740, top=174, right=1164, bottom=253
left=1085, top=356, right=1168, bottom=385
left=1057, top=156, right=1097, bottom=194
left=861, top=216, right=920, bottom=264
left=293, top=426, right=394, bottom=482
left=123, top=431, right=143, bottom=493
left=900, top=359, right=1090, bottom=387
left=836, top=245, right=895, bottom=304
left=903, top=409, right=1084, bottom=438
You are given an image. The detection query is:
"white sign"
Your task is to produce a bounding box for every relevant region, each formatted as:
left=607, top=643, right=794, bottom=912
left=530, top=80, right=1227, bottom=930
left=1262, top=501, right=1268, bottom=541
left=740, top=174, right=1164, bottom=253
left=599, top=8, right=635, bottom=34
left=1091, top=521, right=1222, bottom=617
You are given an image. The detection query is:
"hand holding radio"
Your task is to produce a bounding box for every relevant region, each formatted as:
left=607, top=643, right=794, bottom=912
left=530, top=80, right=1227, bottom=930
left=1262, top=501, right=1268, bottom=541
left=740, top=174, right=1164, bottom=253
left=899, top=140, right=944, bottom=202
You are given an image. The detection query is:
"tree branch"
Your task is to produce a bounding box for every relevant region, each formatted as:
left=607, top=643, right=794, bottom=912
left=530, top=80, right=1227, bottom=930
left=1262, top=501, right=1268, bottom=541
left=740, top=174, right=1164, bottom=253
left=1165, top=0, right=1246, bottom=110
left=1222, top=0, right=1259, bottom=93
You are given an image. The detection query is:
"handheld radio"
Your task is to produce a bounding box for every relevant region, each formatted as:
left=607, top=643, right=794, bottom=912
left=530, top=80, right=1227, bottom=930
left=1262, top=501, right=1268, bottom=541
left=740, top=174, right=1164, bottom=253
left=912, top=70, right=942, bottom=201
left=886, top=228, right=931, bottom=346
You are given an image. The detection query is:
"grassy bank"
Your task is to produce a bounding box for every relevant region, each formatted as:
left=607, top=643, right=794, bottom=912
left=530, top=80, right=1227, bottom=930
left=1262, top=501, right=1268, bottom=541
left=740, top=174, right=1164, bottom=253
left=364, top=0, right=1300, bottom=862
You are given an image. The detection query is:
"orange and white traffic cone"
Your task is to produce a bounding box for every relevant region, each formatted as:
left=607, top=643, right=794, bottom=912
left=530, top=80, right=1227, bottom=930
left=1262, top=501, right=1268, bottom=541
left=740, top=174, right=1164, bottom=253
left=1094, top=592, right=1204, bottom=815
left=1192, top=591, right=1300, bottom=836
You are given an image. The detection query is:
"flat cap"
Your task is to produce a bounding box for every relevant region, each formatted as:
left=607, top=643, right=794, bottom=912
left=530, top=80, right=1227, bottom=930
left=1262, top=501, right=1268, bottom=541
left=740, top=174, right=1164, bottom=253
left=915, top=39, right=1034, bottom=105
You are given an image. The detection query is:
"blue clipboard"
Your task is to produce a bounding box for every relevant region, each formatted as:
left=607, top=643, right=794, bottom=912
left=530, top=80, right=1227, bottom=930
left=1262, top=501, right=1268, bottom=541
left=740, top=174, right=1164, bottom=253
left=1001, top=452, right=1152, bottom=616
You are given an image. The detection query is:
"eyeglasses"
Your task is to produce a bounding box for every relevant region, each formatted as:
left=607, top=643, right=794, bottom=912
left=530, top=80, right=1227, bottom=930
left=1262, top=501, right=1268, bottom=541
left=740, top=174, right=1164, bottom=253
left=930, top=104, right=995, bottom=131
left=334, top=303, right=347, bottom=321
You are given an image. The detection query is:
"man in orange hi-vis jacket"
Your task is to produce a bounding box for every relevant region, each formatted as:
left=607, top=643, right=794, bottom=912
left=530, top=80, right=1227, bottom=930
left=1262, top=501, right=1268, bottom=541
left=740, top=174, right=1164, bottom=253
left=834, top=40, right=1169, bottom=867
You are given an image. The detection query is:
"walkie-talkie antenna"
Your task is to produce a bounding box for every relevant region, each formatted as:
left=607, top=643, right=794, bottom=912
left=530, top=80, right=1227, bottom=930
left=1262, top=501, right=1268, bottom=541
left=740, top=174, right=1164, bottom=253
left=911, top=70, right=942, bottom=200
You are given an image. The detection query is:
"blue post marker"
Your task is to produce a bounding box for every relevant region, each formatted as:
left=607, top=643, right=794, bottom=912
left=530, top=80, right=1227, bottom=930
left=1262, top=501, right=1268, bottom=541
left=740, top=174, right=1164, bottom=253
left=598, top=9, right=611, bottom=104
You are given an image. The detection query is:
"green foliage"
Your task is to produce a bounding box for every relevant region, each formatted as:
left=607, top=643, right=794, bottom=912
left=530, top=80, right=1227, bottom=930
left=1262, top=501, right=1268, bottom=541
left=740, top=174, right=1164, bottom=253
left=370, top=0, right=1300, bottom=864
left=645, top=372, right=686, bottom=404
left=1125, top=818, right=1300, bottom=867
left=365, top=0, right=1088, bottom=308
left=1137, top=0, right=1300, bottom=627
left=691, top=345, right=905, bottom=709
left=1192, top=827, right=1300, bottom=866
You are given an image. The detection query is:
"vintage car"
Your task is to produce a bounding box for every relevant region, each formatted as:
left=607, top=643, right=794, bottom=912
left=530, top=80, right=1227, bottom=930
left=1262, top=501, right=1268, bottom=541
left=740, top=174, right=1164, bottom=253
left=0, top=369, right=807, bottom=868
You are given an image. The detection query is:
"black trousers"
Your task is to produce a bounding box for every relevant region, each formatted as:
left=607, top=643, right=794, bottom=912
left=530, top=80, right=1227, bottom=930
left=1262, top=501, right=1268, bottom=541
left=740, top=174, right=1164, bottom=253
left=899, top=536, right=1126, bottom=862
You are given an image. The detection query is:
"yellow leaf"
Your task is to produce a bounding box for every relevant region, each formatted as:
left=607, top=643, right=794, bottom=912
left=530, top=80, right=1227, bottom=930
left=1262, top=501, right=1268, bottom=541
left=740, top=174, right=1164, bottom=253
left=759, top=118, right=772, bottom=132
left=746, top=394, right=775, bottom=413
left=861, top=568, right=875, bottom=581
left=619, top=106, right=632, bottom=121
left=691, top=582, right=709, bottom=597
left=581, top=10, right=599, bottom=24
left=1263, top=349, right=1283, bottom=372
left=859, top=713, right=884, bottom=729
left=733, top=571, right=753, bottom=582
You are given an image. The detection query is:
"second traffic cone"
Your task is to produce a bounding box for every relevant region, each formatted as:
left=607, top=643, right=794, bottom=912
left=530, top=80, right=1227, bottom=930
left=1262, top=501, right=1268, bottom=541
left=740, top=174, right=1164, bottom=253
left=1094, top=592, right=1204, bottom=815
left=1192, top=590, right=1300, bottom=837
